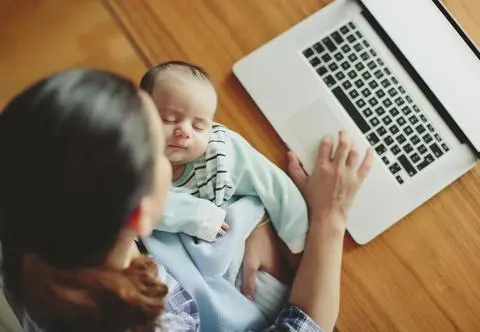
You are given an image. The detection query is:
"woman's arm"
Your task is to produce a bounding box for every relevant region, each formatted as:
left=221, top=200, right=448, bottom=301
left=271, top=131, right=373, bottom=332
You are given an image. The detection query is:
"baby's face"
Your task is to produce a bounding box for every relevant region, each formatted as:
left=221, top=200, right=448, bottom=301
left=150, top=75, right=217, bottom=165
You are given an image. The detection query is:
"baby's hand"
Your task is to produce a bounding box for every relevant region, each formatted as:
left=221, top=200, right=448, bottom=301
left=218, top=222, right=230, bottom=236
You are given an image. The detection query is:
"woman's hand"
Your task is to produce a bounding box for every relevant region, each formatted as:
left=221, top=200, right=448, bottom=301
left=288, top=131, right=373, bottom=229
left=241, top=222, right=292, bottom=300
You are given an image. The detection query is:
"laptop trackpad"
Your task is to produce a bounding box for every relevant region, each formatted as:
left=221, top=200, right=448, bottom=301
left=285, top=98, right=345, bottom=173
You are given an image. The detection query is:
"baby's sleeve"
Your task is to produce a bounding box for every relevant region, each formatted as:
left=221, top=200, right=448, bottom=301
left=226, top=130, right=308, bottom=254
left=156, top=189, right=226, bottom=242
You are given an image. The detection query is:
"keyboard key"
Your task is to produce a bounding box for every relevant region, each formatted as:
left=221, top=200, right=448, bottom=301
left=323, top=37, right=337, bottom=52
left=317, top=66, right=328, bottom=76
left=381, top=79, right=391, bottom=88
left=331, top=32, right=344, bottom=45
left=375, top=144, right=387, bottom=155
left=360, top=52, right=370, bottom=61
left=368, top=81, right=379, bottom=90
left=340, top=25, right=350, bottom=34
left=334, top=52, right=344, bottom=61
left=423, top=134, right=433, bottom=144
left=348, top=54, right=358, bottom=62
left=411, top=135, right=421, bottom=145
left=383, top=99, right=393, bottom=108
left=368, top=97, right=378, bottom=106
left=406, top=96, right=413, bottom=103
left=355, top=63, right=365, bottom=71
left=354, top=43, right=363, bottom=52
left=416, top=124, right=426, bottom=134
left=429, top=143, right=443, bottom=157
left=322, top=54, right=332, bottom=62
left=403, top=143, right=414, bottom=154
left=303, top=48, right=314, bottom=58
left=378, top=126, right=387, bottom=136
left=418, top=154, right=434, bottom=170
left=382, top=116, right=392, bottom=125
left=388, top=88, right=398, bottom=97
left=367, top=61, right=377, bottom=69
left=329, top=63, right=339, bottom=71
left=389, top=162, right=401, bottom=174
left=377, top=58, right=385, bottom=66
left=382, top=156, right=390, bottom=165
left=341, top=61, right=351, bottom=70
left=427, top=124, right=434, bottom=132
left=399, top=86, right=405, bottom=94
left=349, top=22, right=356, bottom=29
left=411, top=153, right=420, bottom=163
left=385, top=135, right=394, bottom=146
left=420, top=114, right=427, bottom=122
left=370, top=118, right=380, bottom=126
left=374, top=70, right=384, bottom=79
left=384, top=68, right=391, bottom=75
left=362, top=71, right=372, bottom=80
left=335, top=72, right=346, bottom=80
left=349, top=90, right=360, bottom=99
left=363, top=40, right=370, bottom=47
left=396, top=134, right=406, bottom=144
left=376, top=90, right=386, bottom=98
left=342, top=81, right=353, bottom=89
left=310, top=57, right=321, bottom=67
left=418, top=144, right=428, bottom=154
left=348, top=71, right=358, bottom=79
left=392, top=77, right=398, bottom=84
left=397, top=117, right=407, bottom=126
left=342, top=44, right=352, bottom=53
left=356, top=99, right=366, bottom=108
left=363, top=108, right=373, bottom=117
left=398, top=155, right=417, bottom=177
left=370, top=49, right=377, bottom=56
left=408, top=115, right=419, bottom=125
left=434, top=133, right=442, bottom=142
left=367, top=132, right=380, bottom=145
left=354, top=79, right=364, bottom=88
left=389, top=107, right=399, bottom=117
left=392, top=145, right=401, bottom=155
left=413, top=105, right=420, bottom=112
left=314, top=43, right=325, bottom=54
left=347, top=34, right=357, bottom=43
left=395, top=97, right=405, bottom=106
left=332, top=87, right=371, bottom=134
left=356, top=31, right=363, bottom=38
left=362, top=88, right=371, bottom=97
left=404, top=126, right=414, bottom=135
left=389, top=124, right=400, bottom=135
left=401, top=106, right=412, bottom=115
left=441, top=143, right=450, bottom=152
left=375, top=106, right=385, bottom=116
left=396, top=175, right=404, bottom=184
left=323, top=75, right=336, bottom=87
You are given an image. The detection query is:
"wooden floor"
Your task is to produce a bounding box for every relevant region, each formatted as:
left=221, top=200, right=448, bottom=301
left=1, top=1, right=480, bottom=331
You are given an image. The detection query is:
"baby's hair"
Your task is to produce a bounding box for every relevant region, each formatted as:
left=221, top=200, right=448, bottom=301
left=140, top=60, right=210, bottom=93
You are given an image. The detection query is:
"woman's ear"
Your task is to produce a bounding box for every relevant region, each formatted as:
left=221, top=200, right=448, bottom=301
left=125, top=205, right=152, bottom=236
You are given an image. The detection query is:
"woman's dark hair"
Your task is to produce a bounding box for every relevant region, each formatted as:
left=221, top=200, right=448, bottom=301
left=0, top=69, right=167, bottom=332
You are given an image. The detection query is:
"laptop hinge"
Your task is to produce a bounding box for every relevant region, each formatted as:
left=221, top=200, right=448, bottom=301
left=356, top=1, right=480, bottom=158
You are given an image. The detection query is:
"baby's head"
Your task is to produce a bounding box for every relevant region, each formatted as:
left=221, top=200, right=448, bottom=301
left=140, top=61, right=217, bottom=166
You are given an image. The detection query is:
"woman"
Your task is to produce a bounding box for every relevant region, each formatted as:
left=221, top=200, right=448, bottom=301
left=0, top=69, right=372, bottom=332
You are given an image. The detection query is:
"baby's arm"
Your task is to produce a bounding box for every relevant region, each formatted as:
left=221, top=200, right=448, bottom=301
left=156, top=189, right=228, bottom=242
left=226, top=130, right=309, bottom=254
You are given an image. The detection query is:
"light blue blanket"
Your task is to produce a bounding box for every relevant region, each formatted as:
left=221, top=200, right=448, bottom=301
left=143, top=197, right=270, bottom=332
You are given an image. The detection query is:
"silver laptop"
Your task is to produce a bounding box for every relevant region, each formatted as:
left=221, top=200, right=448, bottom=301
left=233, top=0, right=480, bottom=244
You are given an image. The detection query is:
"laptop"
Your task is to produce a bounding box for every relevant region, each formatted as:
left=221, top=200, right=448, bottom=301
left=233, top=0, right=480, bottom=244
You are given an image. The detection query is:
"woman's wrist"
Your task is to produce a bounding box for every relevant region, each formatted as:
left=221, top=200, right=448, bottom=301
left=309, top=213, right=347, bottom=240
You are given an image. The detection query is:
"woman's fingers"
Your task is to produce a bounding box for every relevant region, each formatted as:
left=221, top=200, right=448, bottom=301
left=358, top=147, right=374, bottom=180
left=240, top=260, right=259, bottom=301
left=287, top=151, right=308, bottom=193
left=318, top=135, right=334, bottom=164
left=346, top=144, right=359, bottom=167
left=333, top=131, right=352, bottom=165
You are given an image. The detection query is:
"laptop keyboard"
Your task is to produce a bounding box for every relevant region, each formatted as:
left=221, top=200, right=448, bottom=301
left=302, top=22, right=450, bottom=185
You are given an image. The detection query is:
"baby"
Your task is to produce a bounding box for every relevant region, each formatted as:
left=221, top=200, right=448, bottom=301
left=140, top=61, right=309, bottom=319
